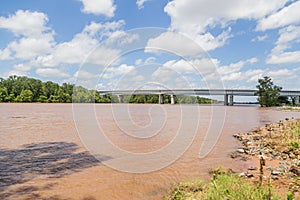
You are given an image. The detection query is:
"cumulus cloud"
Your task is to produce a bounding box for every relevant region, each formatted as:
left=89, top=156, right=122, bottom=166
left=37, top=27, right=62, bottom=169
left=164, top=0, right=288, bottom=34
left=161, top=0, right=290, bottom=52
left=145, top=32, right=205, bottom=57
left=0, top=10, right=55, bottom=62
left=80, top=0, right=116, bottom=17
left=7, top=36, right=54, bottom=60
left=35, top=20, right=124, bottom=67
left=0, top=48, right=12, bottom=60
left=0, top=10, right=53, bottom=37
left=267, top=25, right=300, bottom=64
left=257, top=1, right=300, bottom=31
left=102, top=64, right=136, bottom=79
left=218, top=57, right=258, bottom=76
left=36, top=68, right=70, bottom=78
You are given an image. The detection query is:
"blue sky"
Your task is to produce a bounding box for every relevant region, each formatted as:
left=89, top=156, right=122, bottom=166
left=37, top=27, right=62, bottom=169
left=1, top=0, right=300, bottom=92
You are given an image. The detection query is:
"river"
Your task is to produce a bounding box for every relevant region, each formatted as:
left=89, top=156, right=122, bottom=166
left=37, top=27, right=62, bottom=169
left=1, top=103, right=300, bottom=200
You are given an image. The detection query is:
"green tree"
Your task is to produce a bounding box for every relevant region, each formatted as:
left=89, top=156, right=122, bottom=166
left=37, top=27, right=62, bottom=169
left=16, top=89, right=34, bottom=102
left=0, top=87, right=8, bottom=102
left=256, top=76, right=282, bottom=107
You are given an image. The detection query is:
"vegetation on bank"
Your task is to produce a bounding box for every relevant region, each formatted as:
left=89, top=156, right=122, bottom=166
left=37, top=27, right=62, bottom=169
left=256, top=76, right=295, bottom=107
left=165, top=168, right=283, bottom=200
left=166, top=118, right=300, bottom=200
left=0, top=75, right=217, bottom=104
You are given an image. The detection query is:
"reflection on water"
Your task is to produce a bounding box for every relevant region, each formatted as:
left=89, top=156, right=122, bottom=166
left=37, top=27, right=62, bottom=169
left=1, top=104, right=300, bottom=199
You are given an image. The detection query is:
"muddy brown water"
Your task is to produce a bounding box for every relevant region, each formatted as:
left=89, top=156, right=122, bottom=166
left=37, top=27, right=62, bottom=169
left=1, top=103, right=300, bottom=200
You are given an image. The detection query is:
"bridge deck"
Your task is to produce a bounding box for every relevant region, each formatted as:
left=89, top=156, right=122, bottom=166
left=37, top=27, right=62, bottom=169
left=99, top=89, right=300, bottom=97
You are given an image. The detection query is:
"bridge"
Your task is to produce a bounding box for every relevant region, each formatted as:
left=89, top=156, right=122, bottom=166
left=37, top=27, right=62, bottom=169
left=99, top=89, right=300, bottom=106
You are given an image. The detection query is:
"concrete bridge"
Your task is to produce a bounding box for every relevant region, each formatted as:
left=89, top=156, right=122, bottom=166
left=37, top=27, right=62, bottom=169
left=99, top=89, right=300, bottom=106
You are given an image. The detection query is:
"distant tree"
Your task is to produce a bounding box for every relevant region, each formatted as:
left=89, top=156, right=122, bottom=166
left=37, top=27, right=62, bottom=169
left=256, top=76, right=282, bottom=107
left=38, top=95, right=48, bottom=103
left=0, top=87, right=8, bottom=102
left=278, top=96, right=289, bottom=105
left=16, top=89, right=34, bottom=102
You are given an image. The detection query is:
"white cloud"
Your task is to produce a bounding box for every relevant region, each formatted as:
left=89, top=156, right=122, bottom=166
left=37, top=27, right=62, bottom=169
left=145, top=32, right=205, bottom=57
left=268, top=68, right=296, bottom=79
left=0, top=10, right=52, bottom=37
left=267, top=51, right=300, bottom=64
left=135, top=57, right=156, bottom=66
left=102, top=64, right=136, bottom=79
left=162, top=58, right=219, bottom=75
left=3, top=69, right=28, bottom=78
left=257, top=1, right=300, bottom=31
left=244, top=69, right=264, bottom=83
left=13, top=63, right=31, bottom=72
left=35, top=21, right=124, bottom=67
left=218, top=57, right=258, bottom=76
left=0, top=10, right=55, bottom=62
left=0, top=48, right=12, bottom=60
left=194, top=28, right=232, bottom=51
left=164, top=0, right=288, bottom=34
left=7, top=36, right=54, bottom=60
left=252, top=34, right=268, bottom=42
left=80, top=0, right=116, bottom=17
left=136, top=0, right=151, bottom=9
left=215, top=58, right=258, bottom=82
left=74, top=70, right=99, bottom=79
left=267, top=25, right=300, bottom=64
left=36, top=68, right=69, bottom=78
left=162, top=0, right=289, bottom=52
left=86, top=46, right=121, bottom=66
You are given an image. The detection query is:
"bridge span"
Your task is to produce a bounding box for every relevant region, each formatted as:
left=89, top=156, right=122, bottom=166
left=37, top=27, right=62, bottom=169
left=99, top=89, right=300, bottom=106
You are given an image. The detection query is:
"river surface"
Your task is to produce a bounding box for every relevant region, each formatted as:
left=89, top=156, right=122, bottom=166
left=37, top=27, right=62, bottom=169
left=1, top=103, right=300, bottom=200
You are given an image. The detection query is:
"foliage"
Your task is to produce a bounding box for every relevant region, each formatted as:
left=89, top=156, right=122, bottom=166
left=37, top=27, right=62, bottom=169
left=289, top=141, right=299, bottom=151
left=256, top=76, right=282, bottom=107
left=0, top=75, right=217, bottom=104
left=122, top=94, right=217, bottom=104
left=0, top=75, right=111, bottom=103
left=165, top=173, right=283, bottom=200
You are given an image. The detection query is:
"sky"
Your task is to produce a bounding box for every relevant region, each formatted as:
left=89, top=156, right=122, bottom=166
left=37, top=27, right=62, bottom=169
left=0, top=0, right=300, bottom=93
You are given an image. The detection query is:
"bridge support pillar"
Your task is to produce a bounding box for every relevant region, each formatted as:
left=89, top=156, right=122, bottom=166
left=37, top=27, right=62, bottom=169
left=224, top=94, right=228, bottom=106
left=295, top=96, right=300, bottom=106
left=117, top=95, right=124, bottom=103
left=170, top=95, right=176, bottom=105
left=159, top=94, right=164, bottom=104
left=229, top=95, right=234, bottom=106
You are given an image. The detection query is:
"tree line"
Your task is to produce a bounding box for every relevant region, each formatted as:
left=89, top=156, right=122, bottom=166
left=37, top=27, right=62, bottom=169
left=0, top=75, right=217, bottom=104
left=0, top=75, right=110, bottom=103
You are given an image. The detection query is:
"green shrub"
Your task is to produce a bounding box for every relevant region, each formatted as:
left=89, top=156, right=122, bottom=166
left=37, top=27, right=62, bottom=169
left=165, top=173, right=283, bottom=200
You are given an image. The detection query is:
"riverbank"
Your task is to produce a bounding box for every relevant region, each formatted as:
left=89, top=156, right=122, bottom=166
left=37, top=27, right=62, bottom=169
left=232, top=117, right=300, bottom=198
left=165, top=118, right=300, bottom=200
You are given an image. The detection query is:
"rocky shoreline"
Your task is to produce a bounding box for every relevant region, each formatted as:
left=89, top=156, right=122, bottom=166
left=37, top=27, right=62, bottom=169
left=231, top=118, right=300, bottom=197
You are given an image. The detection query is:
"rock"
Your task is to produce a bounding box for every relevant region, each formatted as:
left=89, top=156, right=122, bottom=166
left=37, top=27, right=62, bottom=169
left=271, top=170, right=281, bottom=175
left=289, top=153, right=296, bottom=159
left=246, top=173, right=254, bottom=178
left=271, top=175, right=279, bottom=180
left=252, top=135, right=260, bottom=141
left=289, top=165, right=300, bottom=176
left=239, top=172, right=246, bottom=177
left=248, top=167, right=257, bottom=171
left=237, top=149, right=245, bottom=154
left=266, top=166, right=272, bottom=171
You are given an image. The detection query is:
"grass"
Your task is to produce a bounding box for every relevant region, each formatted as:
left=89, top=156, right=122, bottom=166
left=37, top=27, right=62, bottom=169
left=165, top=172, right=284, bottom=200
